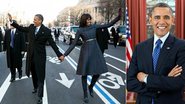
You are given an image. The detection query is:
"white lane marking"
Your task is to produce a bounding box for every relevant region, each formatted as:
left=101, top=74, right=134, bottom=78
left=104, top=53, right=126, bottom=64
left=0, top=75, right=31, bottom=103
left=0, top=71, right=48, bottom=104
left=23, top=52, right=48, bottom=104
left=106, top=62, right=126, bottom=74
left=0, top=73, right=11, bottom=102
left=43, top=80, right=48, bottom=104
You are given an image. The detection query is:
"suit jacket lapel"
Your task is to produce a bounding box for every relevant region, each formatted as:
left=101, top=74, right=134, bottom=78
left=32, top=26, right=36, bottom=38
left=145, top=37, right=155, bottom=74
left=35, top=25, right=44, bottom=38
left=156, top=35, right=174, bottom=74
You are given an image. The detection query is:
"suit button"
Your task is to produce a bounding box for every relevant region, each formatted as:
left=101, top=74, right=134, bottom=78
left=157, top=91, right=161, bottom=94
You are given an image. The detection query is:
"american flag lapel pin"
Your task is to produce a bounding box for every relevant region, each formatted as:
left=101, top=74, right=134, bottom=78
left=166, top=47, right=170, bottom=50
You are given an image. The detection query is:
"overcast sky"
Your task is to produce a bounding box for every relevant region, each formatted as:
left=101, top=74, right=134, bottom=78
left=0, top=0, right=79, bottom=23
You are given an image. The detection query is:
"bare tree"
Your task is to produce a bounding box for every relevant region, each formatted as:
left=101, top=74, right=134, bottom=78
left=98, top=0, right=124, bottom=24
left=57, top=7, right=71, bottom=26
left=56, top=0, right=125, bottom=26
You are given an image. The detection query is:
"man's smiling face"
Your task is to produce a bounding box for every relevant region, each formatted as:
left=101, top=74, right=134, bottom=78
left=149, top=7, right=174, bottom=37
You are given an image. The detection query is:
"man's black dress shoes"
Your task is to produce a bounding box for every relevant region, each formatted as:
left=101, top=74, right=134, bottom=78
left=9, top=78, right=15, bottom=82
left=32, top=89, right=37, bottom=93
left=83, top=96, right=89, bottom=103
left=37, top=97, right=42, bottom=104
left=19, top=73, right=22, bottom=79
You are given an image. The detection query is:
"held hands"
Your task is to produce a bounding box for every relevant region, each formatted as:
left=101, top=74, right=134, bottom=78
left=58, top=55, right=65, bottom=62
left=168, top=65, right=182, bottom=77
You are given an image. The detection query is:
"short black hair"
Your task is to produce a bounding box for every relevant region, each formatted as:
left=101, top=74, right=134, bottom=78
left=149, top=2, right=173, bottom=17
left=12, top=20, right=17, bottom=23
left=79, top=13, right=92, bottom=27
left=35, top=14, right=44, bottom=22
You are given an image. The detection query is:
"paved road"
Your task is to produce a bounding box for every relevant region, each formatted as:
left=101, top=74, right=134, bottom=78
left=0, top=40, right=126, bottom=104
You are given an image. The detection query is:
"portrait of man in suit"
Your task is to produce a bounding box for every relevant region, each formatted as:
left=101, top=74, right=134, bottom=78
left=7, top=13, right=64, bottom=104
left=127, top=2, right=185, bottom=104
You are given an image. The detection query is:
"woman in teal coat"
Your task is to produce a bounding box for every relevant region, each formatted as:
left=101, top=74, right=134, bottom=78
left=63, top=9, right=121, bottom=103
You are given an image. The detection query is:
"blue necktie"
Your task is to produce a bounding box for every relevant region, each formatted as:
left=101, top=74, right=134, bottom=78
left=10, top=30, right=14, bottom=48
left=152, top=39, right=162, bottom=104
left=35, top=27, right=38, bottom=35
left=152, top=39, right=162, bottom=73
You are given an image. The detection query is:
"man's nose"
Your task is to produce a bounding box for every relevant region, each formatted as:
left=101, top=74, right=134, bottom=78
left=158, top=18, right=166, bottom=24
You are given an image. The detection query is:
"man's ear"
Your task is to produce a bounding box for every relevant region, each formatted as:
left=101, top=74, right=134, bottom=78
left=149, top=16, right=152, bottom=24
left=171, top=16, right=175, bottom=25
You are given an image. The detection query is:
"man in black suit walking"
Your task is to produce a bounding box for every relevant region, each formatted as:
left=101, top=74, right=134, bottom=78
left=8, top=13, right=64, bottom=104
left=3, top=22, right=25, bottom=82
left=96, top=27, right=110, bottom=53
left=54, top=28, right=60, bottom=42
left=127, top=3, right=185, bottom=104
left=0, top=28, right=3, bottom=52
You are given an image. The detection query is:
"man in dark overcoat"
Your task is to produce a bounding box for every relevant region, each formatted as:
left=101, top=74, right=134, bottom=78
left=54, top=28, right=60, bottom=41
left=3, top=23, right=25, bottom=82
left=8, top=13, right=64, bottom=104
left=96, top=28, right=110, bottom=53
left=0, top=28, right=3, bottom=52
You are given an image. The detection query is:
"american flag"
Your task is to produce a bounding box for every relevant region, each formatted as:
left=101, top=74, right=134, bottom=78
left=125, top=5, right=135, bottom=101
left=125, top=6, right=133, bottom=72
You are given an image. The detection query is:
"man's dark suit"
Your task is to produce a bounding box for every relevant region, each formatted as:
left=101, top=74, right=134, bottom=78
left=54, top=28, right=60, bottom=41
left=11, top=22, right=63, bottom=98
left=96, top=28, right=110, bottom=53
left=0, top=29, right=3, bottom=52
left=3, top=29, right=25, bottom=78
left=127, top=34, right=185, bottom=104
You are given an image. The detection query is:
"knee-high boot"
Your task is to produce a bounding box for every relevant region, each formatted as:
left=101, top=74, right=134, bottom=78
left=89, top=74, right=100, bottom=97
left=81, top=75, right=89, bottom=103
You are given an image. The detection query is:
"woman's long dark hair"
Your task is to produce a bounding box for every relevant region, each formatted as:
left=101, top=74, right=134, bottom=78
left=79, top=13, right=92, bottom=27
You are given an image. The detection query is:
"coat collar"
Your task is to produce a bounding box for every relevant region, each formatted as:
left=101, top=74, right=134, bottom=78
left=144, top=34, right=175, bottom=74
left=155, top=34, right=175, bottom=74
left=34, top=24, right=45, bottom=38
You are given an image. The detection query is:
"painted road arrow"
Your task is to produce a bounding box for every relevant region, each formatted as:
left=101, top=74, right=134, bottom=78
left=55, top=73, right=75, bottom=88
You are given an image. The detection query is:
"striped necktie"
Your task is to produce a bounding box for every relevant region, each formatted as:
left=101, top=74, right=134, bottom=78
left=10, top=30, right=14, bottom=48
left=152, top=39, right=162, bottom=104
left=35, top=27, right=38, bottom=35
left=152, top=39, right=162, bottom=73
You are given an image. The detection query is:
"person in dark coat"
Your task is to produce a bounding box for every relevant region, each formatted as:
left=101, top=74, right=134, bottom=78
left=54, top=28, right=60, bottom=41
left=8, top=13, right=64, bottom=104
left=61, top=9, right=121, bottom=103
left=96, top=28, right=110, bottom=53
left=111, top=27, right=119, bottom=48
left=3, top=23, right=25, bottom=82
left=0, top=28, right=3, bottom=52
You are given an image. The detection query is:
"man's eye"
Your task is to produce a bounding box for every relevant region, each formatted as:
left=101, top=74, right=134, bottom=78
left=154, top=16, right=160, bottom=20
left=164, top=16, right=170, bottom=20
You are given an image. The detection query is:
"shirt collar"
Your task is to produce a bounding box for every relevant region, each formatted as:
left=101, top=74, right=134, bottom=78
left=153, top=32, right=169, bottom=48
left=11, top=28, right=16, bottom=33
left=36, top=25, right=41, bottom=30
